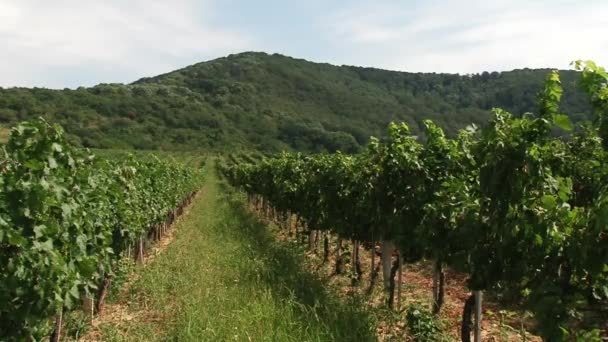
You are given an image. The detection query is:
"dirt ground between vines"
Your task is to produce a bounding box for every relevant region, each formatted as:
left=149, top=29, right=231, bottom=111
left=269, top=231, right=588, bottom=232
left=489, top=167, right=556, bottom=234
left=263, top=214, right=542, bottom=341
left=74, top=191, right=201, bottom=342
left=73, top=186, right=541, bottom=342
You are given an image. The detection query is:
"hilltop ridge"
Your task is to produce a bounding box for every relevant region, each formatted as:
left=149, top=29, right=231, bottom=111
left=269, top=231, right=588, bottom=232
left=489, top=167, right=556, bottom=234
left=0, top=52, right=592, bottom=151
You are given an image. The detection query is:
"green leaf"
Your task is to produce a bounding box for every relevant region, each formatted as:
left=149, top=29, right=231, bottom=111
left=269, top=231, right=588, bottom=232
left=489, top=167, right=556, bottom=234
left=69, top=284, right=80, bottom=299
left=36, top=239, right=54, bottom=252
left=552, top=114, right=573, bottom=131
left=541, top=195, right=557, bottom=209
left=33, top=225, right=46, bottom=238
left=61, top=203, right=72, bottom=217
left=51, top=143, right=63, bottom=152
left=48, top=156, right=58, bottom=169
left=8, top=233, right=26, bottom=246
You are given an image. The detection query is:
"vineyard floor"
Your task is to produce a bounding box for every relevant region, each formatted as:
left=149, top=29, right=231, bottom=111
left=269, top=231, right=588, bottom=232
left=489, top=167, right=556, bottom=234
left=83, top=169, right=377, bottom=341
left=70, top=167, right=542, bottom=341
left=282, top=237, right=542, bottom=341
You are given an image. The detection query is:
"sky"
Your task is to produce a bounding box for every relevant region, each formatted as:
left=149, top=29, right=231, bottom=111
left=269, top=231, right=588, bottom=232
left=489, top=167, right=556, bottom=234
left=1, top=0, right=607, bottom=88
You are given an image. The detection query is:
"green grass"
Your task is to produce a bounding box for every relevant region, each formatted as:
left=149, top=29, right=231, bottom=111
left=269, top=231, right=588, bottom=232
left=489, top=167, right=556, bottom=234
left=98, top=167, right=377, bottom=341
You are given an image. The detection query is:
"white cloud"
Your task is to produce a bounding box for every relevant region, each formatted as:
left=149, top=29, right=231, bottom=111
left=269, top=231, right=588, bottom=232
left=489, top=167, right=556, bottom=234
left=1, top=0, right=607, bottom=87
left=0, top=0, right=255, bottom=88
left=320, top=0, right=608, bottom=73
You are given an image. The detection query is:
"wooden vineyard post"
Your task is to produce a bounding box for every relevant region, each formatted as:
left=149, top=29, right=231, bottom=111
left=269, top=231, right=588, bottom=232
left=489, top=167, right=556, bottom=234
left=397, top=251, right=403, bottom=310
left=370, top=240, right=375, bottom=283
left=308, top=230, right=316, bottom=251
left=474, top=290, right=483, bottom=342
left=381, top=239, right=393, bottom=294
left=96, top=275, right=112, bottom=315
left=323, top=233, right=330, bottom=263
left=300, top=222, right=307, bottom=244
left=433, top=263, right=439, bottom=313
left=368, top=240, right=382, bottom=294
left=433, top=260, right=445, bottom=314
left=335, top=238, right=344, bottom=274
left=50, top=308, right=63, bottom=342
left=83, top=295, right=94, bottom=322
left=461, top=293, right=475, bottom=342
left=136, top=238, right=144, bottom=264
left=351, top=239, right=356, bottom=273
left=354, top=240, right=362, bottom=283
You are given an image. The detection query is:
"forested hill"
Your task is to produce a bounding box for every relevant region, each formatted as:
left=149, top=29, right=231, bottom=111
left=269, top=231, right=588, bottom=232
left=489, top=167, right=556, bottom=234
left=0, top=52, right=593, bottom=152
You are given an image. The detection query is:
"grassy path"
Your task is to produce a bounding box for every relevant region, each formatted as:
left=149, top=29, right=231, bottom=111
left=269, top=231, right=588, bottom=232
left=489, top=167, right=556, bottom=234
left=96, top=169, right=376, bottom=341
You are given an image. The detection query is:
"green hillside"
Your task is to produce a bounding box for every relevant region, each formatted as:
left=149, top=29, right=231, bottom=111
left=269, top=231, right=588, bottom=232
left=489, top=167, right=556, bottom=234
left=0, top=52, right=592, bottom=152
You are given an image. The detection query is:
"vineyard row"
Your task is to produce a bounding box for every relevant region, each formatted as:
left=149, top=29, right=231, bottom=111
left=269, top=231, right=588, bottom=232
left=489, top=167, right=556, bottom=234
left=0, top=119, right=204, bottom=340
left=222, top=62, right=608, bottom=341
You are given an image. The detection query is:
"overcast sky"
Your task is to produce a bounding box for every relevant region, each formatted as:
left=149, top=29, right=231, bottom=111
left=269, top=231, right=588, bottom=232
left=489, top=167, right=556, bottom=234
left=1, top=0, right=607, bottom=88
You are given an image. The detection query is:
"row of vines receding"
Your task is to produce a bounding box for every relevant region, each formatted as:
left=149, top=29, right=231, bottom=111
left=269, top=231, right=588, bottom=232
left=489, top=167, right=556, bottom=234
left=0, top=118, right=204, bottom=341
left=221, top=61, right=608, bottom=341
